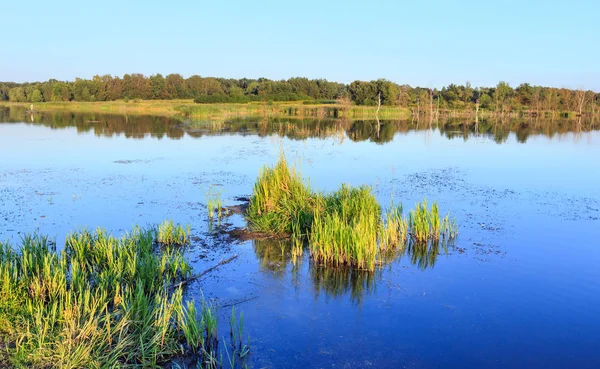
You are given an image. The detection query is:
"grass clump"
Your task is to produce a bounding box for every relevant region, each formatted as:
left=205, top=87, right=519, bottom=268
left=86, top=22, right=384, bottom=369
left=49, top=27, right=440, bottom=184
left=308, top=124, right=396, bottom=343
left=205, top=186, right=226, bottom=222
left=246, top=154, right=458, bottom=271
left=158, top=219, right=191, bottom=246
left=310, top=185, right=380, bottom=270
left=408, top=199, right=458, bottom=242
left=379, top=204, right=409, bottom=251
left=0, top=225, right=246, bottom=368
left=246, top=154, right=315, bottom=236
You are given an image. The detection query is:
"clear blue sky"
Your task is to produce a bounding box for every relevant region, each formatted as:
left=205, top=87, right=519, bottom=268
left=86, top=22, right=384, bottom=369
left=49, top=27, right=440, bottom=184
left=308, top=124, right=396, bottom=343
left=3, top=0, right=598, bottom=90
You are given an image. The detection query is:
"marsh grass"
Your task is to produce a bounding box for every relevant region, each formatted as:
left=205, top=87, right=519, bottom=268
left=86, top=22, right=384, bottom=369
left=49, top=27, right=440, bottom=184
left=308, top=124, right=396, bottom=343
left=226, top=307, right=250, bottom=368
left=158, top=219, right=191, bottom=246
left=205, top=186, right=227, bottom=222
left=246, top=154, right=315, bottom=236
left=247, top=154, right=458, bottom=271
left=310, top=185, right=380, bottom=270
left=408, top=199, right=458, bottom=243
left=0, top=225, right=248, bottom=368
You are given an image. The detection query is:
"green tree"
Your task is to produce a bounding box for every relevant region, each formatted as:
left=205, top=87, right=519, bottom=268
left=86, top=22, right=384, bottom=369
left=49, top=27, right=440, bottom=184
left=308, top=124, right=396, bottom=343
left=51, top=82, right=71, bottom=101
left=8, top=87, right=26, bottom=102
left=494, top=81, right=512, bottom=112
left=29, top=89, right=43, bottom=102
left=165, top=74, right=186, bottom=99
left=149, top=74, right=167, bottom=99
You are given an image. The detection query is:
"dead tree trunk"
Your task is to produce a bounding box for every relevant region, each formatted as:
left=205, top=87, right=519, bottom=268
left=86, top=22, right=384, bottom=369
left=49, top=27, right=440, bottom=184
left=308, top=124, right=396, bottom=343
left=475, top=88, right=480, bottom=125
left=576, top=88, right=587, bottom=116
left=375, top=92, right=381, bottom=138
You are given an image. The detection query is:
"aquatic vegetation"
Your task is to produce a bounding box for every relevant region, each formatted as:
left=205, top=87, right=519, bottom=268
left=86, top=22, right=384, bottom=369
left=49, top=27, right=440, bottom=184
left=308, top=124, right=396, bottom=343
left=408, top=199, right=458, bottom=243
left=310, top=185, right=380, bottom=270
left=158, top=219, right=191, bottom=246
left=0, top=225, right=248, bottom=368
left=311, top=265, right=378, bottom=305
left=205, top=185, right=225, bottom=221
left=227, top=307, right=250, bottom=368
left=246, top=153, right=315, bottom=236
left=291, top=236, right=304, bottom=265
left=246, top=154, right=458, bottom=271
left=379, top=204, right=409, bottom=251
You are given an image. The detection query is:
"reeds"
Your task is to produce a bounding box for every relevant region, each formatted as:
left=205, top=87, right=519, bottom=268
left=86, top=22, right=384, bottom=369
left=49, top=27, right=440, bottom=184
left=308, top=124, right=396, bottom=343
left=157, top=219, right=191, bottom=246
left=310, top=185, right=380, bottom=270
left=205, top=185, right=225, bottom=222
left=247, top=154, right=458, bottom=271
left=0, top=224, right=248, bottom=368
left=246, top=153, right=315, bottom=236
left=379, top=204, right=409, bottom=251
left=408, top=199, right=458, bottom=242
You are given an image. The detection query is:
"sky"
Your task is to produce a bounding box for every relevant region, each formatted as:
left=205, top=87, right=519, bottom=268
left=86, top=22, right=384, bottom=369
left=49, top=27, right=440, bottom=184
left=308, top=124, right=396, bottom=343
left=2, top=0, right=599, bottom=90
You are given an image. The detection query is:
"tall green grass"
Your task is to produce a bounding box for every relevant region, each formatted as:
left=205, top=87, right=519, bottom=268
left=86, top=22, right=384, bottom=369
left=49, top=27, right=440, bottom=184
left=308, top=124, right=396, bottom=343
left=408, top=199, right=458, bottom=242
left=0, top=225, right=247, bottom=368
left=246, top=154, right=315, bottom=236
left=246, top=154, right=458, bottom=271
left=310, top=185, right=380, bottom=270
left=205, top=185, right=225, bottom=222
left=158, top=219, right=191, bottom=246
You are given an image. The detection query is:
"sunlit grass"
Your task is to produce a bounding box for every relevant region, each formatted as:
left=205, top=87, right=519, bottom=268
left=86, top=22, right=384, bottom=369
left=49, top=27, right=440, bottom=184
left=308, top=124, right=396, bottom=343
left=408, top=199, right=458, bottom=242
left=246, top=153, right=315, bottom=236
left=205, top=185, right=225, bottom=222
left=157, top=219, right=191, bottom=246
left=246, top=154, right=458, bottom=271
left=0, top=224, right=248, bottom=368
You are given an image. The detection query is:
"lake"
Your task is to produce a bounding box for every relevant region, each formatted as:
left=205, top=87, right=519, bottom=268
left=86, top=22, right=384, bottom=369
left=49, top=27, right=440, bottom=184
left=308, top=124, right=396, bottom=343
left=1, top=107, right=599, bottom=368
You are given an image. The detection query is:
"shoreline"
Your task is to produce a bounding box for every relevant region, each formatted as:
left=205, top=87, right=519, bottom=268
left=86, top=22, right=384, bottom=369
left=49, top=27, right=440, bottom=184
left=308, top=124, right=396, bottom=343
left=1, top=100, right=595, bottom=121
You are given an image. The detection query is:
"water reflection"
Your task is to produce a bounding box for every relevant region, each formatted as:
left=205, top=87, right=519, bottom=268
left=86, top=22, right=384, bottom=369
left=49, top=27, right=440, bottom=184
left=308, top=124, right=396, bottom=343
left=251, top=236, right=451, bottom=303
left=403, top=240, right=449, bottom=270
left=311, top=265, right=378, bottom=305
left=1, top=106, right=597, bottom=144
left=0, top=107, right=184, bottom=139
left=252, top=239, right=292, bottom=276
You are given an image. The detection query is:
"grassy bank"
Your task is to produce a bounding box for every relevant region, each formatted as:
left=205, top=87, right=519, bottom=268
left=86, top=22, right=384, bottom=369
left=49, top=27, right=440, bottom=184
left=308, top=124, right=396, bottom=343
left=0, top=223, right=248, bottom=368
left=245, top=154, right=457, bottom=271
left=2, top=100, right=412, bottom=120
left=0, top=100, right=193, bottom=117
left=2, top=100, right=593, bottom=122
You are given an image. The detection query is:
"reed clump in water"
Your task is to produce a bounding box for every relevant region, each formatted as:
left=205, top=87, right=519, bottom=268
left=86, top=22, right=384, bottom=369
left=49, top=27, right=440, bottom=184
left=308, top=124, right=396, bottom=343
left=205, top=185, right=225, bottom=222
left=246, top=154, right=458, bottom=271
left=0, top=225, right=246, bottom=368
left=157, top=219, right=191, bottom=246
left=310, top=185, right=380, bottom=270
left=246, top=154, right=315, bottom=236
left=408, top=199, right=458, bottom=243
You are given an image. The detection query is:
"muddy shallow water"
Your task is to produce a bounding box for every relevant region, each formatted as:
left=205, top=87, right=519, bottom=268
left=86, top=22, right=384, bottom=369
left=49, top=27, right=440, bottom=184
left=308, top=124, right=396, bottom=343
left=1, top=109, right=599, bottom=368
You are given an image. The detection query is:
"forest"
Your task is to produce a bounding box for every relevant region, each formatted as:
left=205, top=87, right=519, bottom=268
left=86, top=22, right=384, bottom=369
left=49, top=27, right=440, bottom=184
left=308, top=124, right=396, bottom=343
left=1, top=74, right=598, bottom=114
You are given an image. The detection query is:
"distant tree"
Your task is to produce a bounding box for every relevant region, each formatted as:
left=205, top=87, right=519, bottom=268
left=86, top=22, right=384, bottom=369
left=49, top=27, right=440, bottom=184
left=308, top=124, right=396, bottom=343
left=149, top=74, right=167, bottom=99
left=122, top=74, right=151, bottom=99
left=515, top=83, right=534, bottom=106
left=0, top=84, right=8, bottom=101
left=9, top=87, right=27, bottom=102
left=92, top=75, right=108, bottom=101
left=29, top=89, right=43, bottom=102
left=480, top=92, right=493, bottom=109
left=51, top=82, right=71, bottom=101
left=165, top=74, right=186, bottom=99
left=348, top=80, right=377, bottom=105
left=494, top=81, right=512, bottom=113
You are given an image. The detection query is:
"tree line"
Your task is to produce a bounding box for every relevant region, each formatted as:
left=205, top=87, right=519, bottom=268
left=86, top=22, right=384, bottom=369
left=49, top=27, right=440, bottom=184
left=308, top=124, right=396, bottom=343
left=1, top=74, right=598, bottom=114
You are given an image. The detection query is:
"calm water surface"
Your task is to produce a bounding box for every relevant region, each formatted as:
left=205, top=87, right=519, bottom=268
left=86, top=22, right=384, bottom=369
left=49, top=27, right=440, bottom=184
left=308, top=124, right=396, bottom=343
left=1, top=109, right=599, bottom=368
